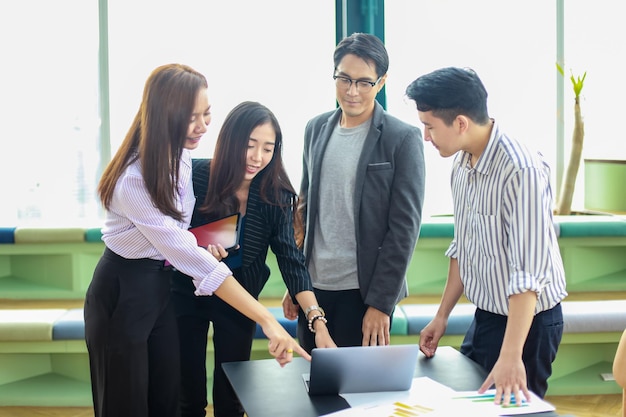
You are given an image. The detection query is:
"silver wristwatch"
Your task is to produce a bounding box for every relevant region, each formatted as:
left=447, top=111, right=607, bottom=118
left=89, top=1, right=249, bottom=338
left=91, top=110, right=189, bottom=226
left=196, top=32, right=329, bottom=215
left=304, top=305, right=325, bottom=318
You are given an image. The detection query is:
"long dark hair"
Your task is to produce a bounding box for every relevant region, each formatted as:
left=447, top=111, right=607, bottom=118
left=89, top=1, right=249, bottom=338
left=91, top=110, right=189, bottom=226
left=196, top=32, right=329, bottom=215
left=98, top=63, right=208, bottom=221
left=200, top=101, right=296, bottom=219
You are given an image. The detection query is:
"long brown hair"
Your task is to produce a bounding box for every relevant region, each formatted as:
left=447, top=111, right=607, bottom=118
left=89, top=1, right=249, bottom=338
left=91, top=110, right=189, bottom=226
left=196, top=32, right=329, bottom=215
left=200, top=101, right=295, bottom=218
left=98, top=63, right=208, bottom=221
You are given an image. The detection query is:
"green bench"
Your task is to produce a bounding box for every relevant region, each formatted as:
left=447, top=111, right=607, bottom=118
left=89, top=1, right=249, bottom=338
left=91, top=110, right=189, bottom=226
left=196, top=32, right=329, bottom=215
left=1, top=298, right=624, bottom=406
left=0, top=214, right=625, bottom=405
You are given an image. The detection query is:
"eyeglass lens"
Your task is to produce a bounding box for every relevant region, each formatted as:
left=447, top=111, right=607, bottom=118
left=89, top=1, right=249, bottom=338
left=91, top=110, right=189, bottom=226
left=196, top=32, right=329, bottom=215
left=335, top=77, right=374, bottom=92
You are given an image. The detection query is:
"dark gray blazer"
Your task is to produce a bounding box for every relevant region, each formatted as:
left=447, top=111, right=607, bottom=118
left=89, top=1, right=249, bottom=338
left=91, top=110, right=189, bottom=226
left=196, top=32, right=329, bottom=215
left=300, top=101, right=425, bottom=316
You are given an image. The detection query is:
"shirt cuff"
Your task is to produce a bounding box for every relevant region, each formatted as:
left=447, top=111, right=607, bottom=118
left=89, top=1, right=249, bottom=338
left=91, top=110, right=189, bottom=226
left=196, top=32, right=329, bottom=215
left=508, top=271, right=542, bottom=296
left=194, top=262, right=232, bottom=296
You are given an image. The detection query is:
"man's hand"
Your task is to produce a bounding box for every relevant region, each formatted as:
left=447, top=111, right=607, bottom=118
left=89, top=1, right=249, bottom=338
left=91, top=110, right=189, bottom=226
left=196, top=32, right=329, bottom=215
left=478, top=354, right=531, bottom=407
left=362, top=307, right=390, bottom=346
left=418, top=317, right=447, bottom=358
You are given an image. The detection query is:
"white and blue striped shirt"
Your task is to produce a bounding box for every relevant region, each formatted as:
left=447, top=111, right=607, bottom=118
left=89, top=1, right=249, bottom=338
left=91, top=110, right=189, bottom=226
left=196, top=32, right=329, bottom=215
left=446, top=122, right=567, bottom=315
left=101, top=149, right=231, bottom=296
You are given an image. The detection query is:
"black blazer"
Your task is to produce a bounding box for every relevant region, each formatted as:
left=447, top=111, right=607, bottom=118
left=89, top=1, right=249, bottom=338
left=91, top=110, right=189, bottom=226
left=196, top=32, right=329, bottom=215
left=171, top=159, right=313, bottom=300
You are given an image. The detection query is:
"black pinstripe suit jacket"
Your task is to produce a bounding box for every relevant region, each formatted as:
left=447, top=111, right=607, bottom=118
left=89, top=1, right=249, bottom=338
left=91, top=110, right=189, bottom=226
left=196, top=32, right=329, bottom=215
left=171, top=158, right=313, bottom=300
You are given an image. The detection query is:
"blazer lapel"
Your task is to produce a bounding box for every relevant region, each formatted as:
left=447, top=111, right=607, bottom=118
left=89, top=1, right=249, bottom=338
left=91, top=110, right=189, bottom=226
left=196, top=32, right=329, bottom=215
left=353, top=102, right=384, bottom=224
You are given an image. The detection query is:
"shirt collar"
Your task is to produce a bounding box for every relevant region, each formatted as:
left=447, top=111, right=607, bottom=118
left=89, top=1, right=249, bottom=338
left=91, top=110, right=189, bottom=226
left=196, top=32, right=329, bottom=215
left=181, top=148, right=192, bottom=168
left=464, top=119, right=499, bottom=175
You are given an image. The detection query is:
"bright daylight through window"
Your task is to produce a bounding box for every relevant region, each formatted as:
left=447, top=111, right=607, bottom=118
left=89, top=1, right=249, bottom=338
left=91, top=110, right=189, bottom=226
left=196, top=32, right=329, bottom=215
left=0, top=1, right=623, bottom=225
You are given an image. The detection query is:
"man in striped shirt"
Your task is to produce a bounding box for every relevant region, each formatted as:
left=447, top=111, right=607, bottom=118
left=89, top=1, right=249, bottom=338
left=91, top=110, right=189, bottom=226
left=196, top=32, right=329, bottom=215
left=405, top=67, right=567, bottom=407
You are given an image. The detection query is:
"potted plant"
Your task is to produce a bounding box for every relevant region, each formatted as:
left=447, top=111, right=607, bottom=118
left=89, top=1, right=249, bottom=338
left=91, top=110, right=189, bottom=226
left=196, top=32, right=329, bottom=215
left=555, top=64, right=626, bottom=215
left=555, top=64, right=585, bottom=215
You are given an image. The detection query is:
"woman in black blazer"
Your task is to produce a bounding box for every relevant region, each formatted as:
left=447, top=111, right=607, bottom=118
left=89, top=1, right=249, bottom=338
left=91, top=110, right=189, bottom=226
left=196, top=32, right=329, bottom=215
left=171, top=101, right=335, bottom=417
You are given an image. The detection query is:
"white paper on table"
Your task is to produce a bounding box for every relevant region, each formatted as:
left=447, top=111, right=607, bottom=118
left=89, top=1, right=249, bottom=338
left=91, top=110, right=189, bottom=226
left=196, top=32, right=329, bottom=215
left=445, top=389, right=556, bottom=416
left=321, top=381, right=557, bottom=417
left=321, top=377, right=456, bottom=416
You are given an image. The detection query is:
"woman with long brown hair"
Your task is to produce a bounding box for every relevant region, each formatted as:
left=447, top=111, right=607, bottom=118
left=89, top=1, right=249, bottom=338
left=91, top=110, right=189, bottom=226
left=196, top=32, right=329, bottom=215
left=84, top=65, right=308, bottom=417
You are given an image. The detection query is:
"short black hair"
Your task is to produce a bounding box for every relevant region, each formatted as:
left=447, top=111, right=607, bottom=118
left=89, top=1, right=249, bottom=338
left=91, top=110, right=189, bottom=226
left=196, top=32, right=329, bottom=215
left=405, top=67, right=490, bottom=125
left=333, top=33, right=389, bottom=78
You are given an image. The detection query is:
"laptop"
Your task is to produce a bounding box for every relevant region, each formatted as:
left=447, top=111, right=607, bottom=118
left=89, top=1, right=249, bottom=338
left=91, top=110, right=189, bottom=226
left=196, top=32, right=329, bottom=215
left=302, top=344, right=419, bottom=396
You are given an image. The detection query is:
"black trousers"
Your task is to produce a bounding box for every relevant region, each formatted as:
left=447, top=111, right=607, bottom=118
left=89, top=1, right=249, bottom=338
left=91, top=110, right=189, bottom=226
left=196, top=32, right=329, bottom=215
left=460, top=303, right=564, bottom=398
left=84, top=248, right=180, bottom=417
left=297, top=288, right=394, bottom=353
left=171, top=289, right=256, bottom=417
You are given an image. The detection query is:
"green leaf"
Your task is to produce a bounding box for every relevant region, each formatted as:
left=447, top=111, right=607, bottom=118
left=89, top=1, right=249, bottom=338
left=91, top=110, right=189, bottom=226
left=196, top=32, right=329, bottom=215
left=557, top=62, right=586, bottom=98
left=556, top=63, right=565, bottom=76
left=571, top=71, right=587, bottom=97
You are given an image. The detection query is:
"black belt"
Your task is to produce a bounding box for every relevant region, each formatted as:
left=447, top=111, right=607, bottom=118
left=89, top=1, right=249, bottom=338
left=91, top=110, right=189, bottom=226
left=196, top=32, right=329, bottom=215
left=103, top=247, right=174, bottom=271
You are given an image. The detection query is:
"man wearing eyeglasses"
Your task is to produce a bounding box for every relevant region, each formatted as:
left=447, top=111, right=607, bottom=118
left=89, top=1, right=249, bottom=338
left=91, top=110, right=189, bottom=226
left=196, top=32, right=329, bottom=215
left=283, top=32, right=425, bottom=352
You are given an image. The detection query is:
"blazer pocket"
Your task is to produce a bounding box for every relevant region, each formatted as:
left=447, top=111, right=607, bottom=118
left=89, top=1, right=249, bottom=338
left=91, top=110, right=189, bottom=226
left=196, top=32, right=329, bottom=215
left=367, top=162, right=392, bottom=171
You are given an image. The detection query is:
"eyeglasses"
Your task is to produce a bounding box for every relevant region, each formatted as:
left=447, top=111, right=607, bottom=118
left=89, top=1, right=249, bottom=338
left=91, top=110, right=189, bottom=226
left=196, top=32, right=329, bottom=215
left=333, top=75, right=382, bottom=93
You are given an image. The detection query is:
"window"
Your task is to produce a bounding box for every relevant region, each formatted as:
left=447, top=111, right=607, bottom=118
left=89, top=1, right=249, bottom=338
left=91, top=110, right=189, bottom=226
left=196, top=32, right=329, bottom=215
left=1, top=1, right=620, bottom=224
left=564, top=0, right=626, bottom=163
left=107, top=0, right=335, bottom=196
left=385, top=0, right=555, bottom=216
left=0, top=0, right=334, bottom=226
left=0, top=0, right=100, bottom=225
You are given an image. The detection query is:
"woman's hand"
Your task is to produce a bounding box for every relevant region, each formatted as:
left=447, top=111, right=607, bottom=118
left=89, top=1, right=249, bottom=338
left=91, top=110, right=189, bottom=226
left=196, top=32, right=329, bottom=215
left=313, top=321, right=337, bottom=348
left=281, top=290, right=299, bottom=320
left=214, top=276, right=310, bottom=367
left=207, top=243, right=229, bottom=261
left=262, top=320, right=311, bottom=366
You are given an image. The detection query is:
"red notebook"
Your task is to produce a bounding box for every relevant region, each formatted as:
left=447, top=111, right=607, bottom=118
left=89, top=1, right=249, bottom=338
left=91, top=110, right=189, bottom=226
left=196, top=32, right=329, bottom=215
left=189, top=212, right=240, bottom=251
left=164, top=213, right=240, bottom=267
